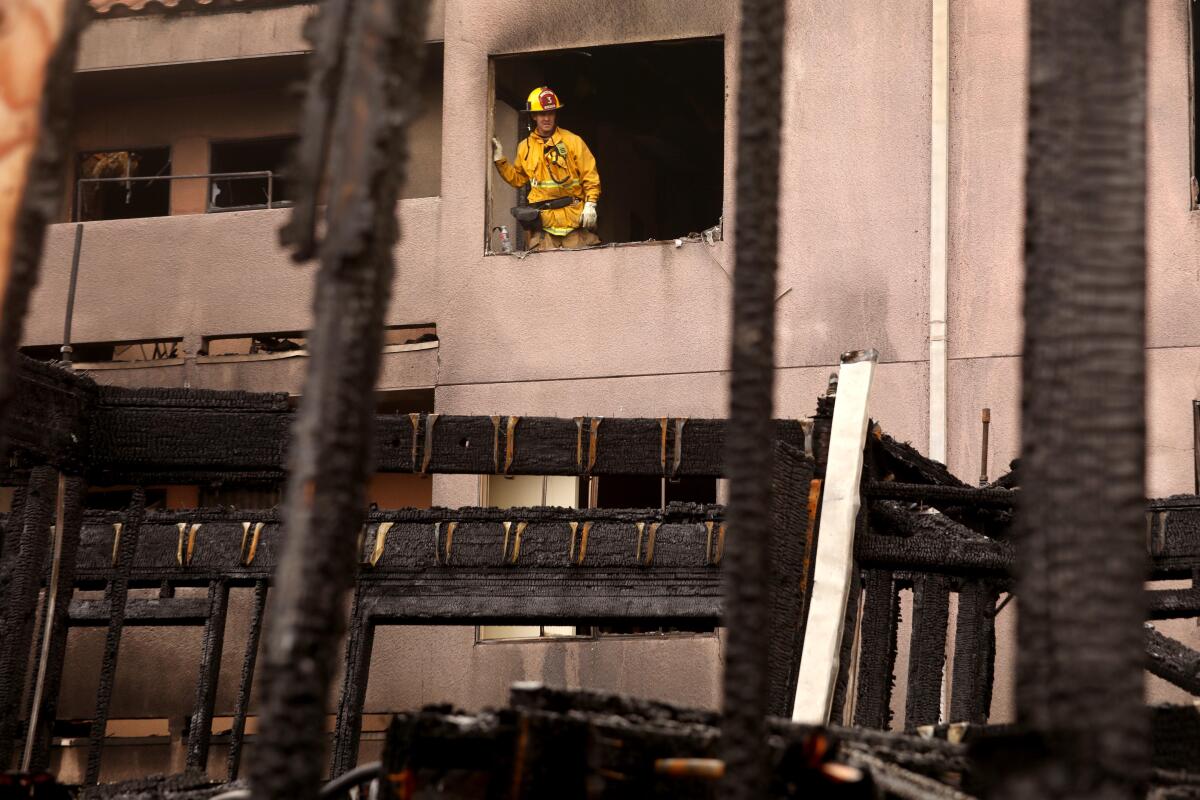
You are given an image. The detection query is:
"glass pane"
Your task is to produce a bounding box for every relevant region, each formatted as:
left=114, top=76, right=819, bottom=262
left=478, top=625, right=542, bottom=641
left=541, top=626, right=577, bottom=637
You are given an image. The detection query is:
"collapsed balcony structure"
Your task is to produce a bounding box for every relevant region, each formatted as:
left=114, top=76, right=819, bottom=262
left=0, top=0, right=1196, bottom=798
left=3, top=356, right=1200, bottom=797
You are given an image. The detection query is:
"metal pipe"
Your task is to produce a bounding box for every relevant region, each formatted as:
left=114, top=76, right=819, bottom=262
left=978, top=407, right=990, bottom=486
left=20, top=473, right=66, bottom=771
left=928, top=0, right=950, bottom=464
left=60, top=223, right=82, bottom=364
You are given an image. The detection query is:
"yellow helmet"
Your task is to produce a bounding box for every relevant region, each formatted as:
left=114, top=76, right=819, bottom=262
left=525, top=86, right=563, bottom=112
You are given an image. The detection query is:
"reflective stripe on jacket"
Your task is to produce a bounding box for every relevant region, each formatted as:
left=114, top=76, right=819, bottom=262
left=495, top=127, right=600, bottom=235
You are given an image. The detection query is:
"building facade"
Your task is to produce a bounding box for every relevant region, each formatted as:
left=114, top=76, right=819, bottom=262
left=17, top=0, right=1200, bottom=782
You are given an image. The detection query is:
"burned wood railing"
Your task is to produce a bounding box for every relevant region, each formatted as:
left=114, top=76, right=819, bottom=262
left=0, top=373, right=820, bottom=781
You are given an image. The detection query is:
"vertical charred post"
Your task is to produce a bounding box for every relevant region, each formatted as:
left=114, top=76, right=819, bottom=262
left=250, top=2, right=431, bottom=800
left=1007, top=3, right=1149, bottom=796
left=0, top=466, right=56, bottom=767
left=721, top=0, right=787, bottom=796
left=85, top=486, right=145, bottom=784
left=26, top=475, right=87, bottom=771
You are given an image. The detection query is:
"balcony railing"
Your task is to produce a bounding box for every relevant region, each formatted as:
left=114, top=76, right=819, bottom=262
left=74, top=170, right=282, bottom=222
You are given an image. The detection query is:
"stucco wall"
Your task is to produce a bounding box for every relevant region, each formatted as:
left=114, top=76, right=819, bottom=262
left=947, top=0, right=1200, bottom=501
left=76, top=1, right=446, bottom=71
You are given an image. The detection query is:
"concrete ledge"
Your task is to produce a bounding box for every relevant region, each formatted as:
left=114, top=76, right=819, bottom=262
left=78, top=1, right=444, bottom=70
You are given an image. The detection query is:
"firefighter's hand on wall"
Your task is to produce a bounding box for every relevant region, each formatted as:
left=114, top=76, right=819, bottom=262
left=492, top=137, right=505, bottom=162
left=581, top=201, right=598, bottom=230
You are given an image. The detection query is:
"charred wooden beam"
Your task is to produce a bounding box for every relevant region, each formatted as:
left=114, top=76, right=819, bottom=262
left=766, top=444, right=818, bottom=718
left=949, top=582, right=998, bottom=726
left=1147, top=587, right=1200, bottom=620
left=72, top=505, right=724, bottom=580
left=1008, top=3, right=1150, bottom=796
left=85, top=488, right=145, bottom=784
left=24, top=475, right=86, bottom=771
left=88, top=398, right=807, bottom=483
left=226, top=580, right=267, bottom=782
left=905, top=576, right=951, bottom=731
left=249, top=3, right=433, bottom=798
left=861, top=501, right=1014, bottom=576
left=864, top=482, right=1016, bottom=508
left=185, top=579, right=229, bottom=771
left=853, top=570, right=901, bottom=730
left=3, top=358, right=94, bottom=472
left=722, top=0, right=787, bottom=795
left=0, top=466, right=57, bottom=765
left=1145, top=623, right=1200, bottom=696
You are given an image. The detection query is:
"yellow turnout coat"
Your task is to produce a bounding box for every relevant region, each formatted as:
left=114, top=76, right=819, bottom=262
left=495, top=127, right=601, bottom=235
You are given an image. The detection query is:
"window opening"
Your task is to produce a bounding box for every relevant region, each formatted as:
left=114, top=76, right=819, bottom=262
left=21, top=338, right=181, bottom=364
left=208, top=136, right=298, bottom=212
left=200, top=482, right=282, bottom=509
left=86, top=487, right=168, bottom=511
left=595, top=620, right=716, bottom=636
left=489, top=37, right=725, bottom=252
left=591, top=474, right=717, bottom=509
left=478, top=474, right=582, bottom=642
left=76, top=147, right=171, bottom=221
left=201, top=325, right=436, bottom=357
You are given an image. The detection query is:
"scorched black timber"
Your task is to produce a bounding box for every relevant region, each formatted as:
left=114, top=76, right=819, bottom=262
left=25, top=475, right=87, bottom=771
left=765, top=442, right=816, bottom=718
left=85, top=488, right=144, bottom=784
left=1145, top=623, right=1200, bottom=696
left=853, top=570, right=901, bottom=730
left=905, top=575, right=951, bottom=731
left=1010, top=2, right=1150, bottom=796
left=87, top=399, right=809, bottom=482
left=949, top=581, right=998, bottom=725
left=2, top=358, right=94, bottom=472
left=0, top=466, right=56, bottom=766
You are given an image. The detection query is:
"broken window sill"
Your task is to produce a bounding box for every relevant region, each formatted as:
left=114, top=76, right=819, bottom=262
left=197, top=339, right=437, bottom=365
left=485, top=236, right=722, bottom=258
left=74, top=357, right=186, bottom=370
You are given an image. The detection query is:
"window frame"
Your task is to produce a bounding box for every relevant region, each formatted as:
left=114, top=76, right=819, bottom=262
left=206, top=134, right=299, bottom=214
left=73, top=144, right=174, bottom=222
left=483, top=36, right=727, bottom=254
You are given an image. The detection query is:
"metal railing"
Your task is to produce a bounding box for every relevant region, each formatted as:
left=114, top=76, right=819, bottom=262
left=74, top=170, right=278, bottom=222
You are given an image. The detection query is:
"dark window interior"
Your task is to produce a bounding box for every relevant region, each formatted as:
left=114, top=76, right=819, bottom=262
left=209, top=136, right=298, bottom=211
left=587, top=474, right=717, bottom=509
left=21, top=339, right=180, bottom=363
left=492, top=37, right=724, bottom=247
left=596, top=620, right=716, bottom=636
left=86, top=488, right=168, bottom=511
left=200, top=482, right=282, bottom=509
left=76, top=147, right=171, bottom=221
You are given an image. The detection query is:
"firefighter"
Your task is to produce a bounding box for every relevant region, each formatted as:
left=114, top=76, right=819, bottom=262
left=492, top=86, right=601, bottom=251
